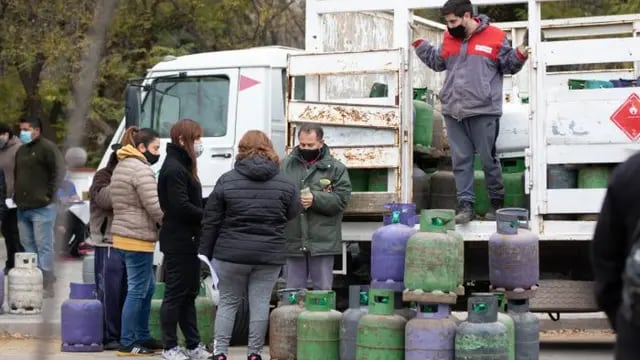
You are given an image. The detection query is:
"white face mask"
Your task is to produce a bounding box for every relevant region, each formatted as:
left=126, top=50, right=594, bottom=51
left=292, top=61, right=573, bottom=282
left=194, top=142, right=204, bottom=158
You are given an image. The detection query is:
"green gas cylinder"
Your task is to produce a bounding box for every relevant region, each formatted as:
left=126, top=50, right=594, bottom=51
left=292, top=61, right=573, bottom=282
left=405, top=210, right=459, bottom=293
left=578, top=165, right=610, bottom=188
left=349, top=169, right=369, bottom=192
left=149, top=282, right=165, bottom=342
left=413, top=100, right=434, bottom=148
left=178, top=282, right=215, bottom=346
left=356, top=289, right=406, bottom=360
left=420, top=209, right=464, bottom=293
left=297, top=290, right=342, bottom=360
left=368, top=169, right=388, bottom=192
left=493, top=293, right=516, bottom=360
left=473, top=156, right=490, bottom=216
left=502, top=158, right=526, bottom=208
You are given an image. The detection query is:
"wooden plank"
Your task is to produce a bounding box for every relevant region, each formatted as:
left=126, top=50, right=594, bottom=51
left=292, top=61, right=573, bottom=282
left=345, top=192, right=397, bottom=214
left=288, top=101, right=400, bottom=128
left=288, top=49, right=401, bottom=76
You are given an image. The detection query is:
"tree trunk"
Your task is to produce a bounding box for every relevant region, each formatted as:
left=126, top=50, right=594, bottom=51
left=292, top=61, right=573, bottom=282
left=17, top=52, right=54, bottom=140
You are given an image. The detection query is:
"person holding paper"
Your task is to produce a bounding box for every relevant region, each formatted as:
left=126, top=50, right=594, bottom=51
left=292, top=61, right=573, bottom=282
left=199, top=130, right=300, bottom=360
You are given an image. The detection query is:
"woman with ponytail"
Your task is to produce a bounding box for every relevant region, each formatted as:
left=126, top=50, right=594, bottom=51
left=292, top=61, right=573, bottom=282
left=157, top=119, right=211, bottom=360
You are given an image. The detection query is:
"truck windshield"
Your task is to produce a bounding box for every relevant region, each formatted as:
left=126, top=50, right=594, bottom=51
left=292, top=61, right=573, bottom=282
left=140, top=75, right=230, bottom=137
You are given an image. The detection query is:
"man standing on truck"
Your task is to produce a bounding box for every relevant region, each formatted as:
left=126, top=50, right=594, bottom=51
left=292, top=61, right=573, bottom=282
left=412, top=0, right=529, bottom=223
left=282, top=124, right=351, bottom=290
left=593, top=152, right=640, bottom=359
left=14, top=118, right=65, bottom=297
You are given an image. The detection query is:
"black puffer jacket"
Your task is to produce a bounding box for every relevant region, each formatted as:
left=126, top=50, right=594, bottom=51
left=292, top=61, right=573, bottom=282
left=158, top=143, right=203, bottom=254
left=198, top=156, right=301, bottom=265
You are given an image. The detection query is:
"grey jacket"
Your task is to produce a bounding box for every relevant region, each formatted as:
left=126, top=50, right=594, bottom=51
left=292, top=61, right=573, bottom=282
left=0, top=136, right=21, bottom=197
left=414, top=15, right=527, bottom=120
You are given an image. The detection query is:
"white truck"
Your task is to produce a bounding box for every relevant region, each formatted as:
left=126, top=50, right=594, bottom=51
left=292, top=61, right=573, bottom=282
left=99, top=0, right=640, bottom=315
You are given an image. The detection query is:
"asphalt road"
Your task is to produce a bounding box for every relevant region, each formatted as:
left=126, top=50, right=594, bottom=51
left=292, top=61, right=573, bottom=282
left=0, top=338, right=615, bottom=360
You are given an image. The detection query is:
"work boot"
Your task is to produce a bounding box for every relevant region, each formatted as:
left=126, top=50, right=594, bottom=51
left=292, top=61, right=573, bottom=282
left=455, top=201, right=475, bottom=224
left=484, top=198, right=504, bottom=221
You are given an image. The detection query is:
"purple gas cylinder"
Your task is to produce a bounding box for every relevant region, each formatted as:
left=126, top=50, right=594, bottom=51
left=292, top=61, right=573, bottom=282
left=405, top=304, right=456, bottom=360
left=371, top=208, right=418, bottom=292
left=383, top=202, right=417, bottom=227
left=489, top=208, right=539, bottom=291
left=61, top=282, right=104, bottom=352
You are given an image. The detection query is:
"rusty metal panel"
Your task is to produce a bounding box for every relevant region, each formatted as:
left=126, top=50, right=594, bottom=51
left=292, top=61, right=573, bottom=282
left=346, top=192, right=398, bottom=215
left=330, top=147, right=400, bottom=168
left=290, top=125, right=397, bottom=147
left=288, top=101, right=400, bottom=128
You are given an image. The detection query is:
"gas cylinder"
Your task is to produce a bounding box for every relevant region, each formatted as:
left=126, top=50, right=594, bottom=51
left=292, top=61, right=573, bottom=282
left=269, top=288, right=305, bottom=360
left=429, top=167, right=457, bottom=211
left=455, top=293, right=508, bottom=359
left=297, top=290, right=341, bottom=360
left=148, top=282, right=165, bottom=341
left=547, top=165, right=578, bottom=220
left=382, top=202, right=417, bottom=227
left=61, top=282, right=104, bottom=352
left=356, top=289, right=406, bottom=360
left=8, top=252, right=43, bottom=314
left=82, top=255, right=95, bottom=283
left=405, top=210, right=459, bottom=293
left=489, top=209, right=539, bottom=291
left=473, top=156, right=490, bottom=217
left=508, top=299, right=539, bottom=360
left=502, top=158, right=526, bottom=208
left=420, top=209, right=464, bottom=293
left=178, top=282, right=215, bottom=346
left=413, top=99, right=434, bottom=148
left=493, top=293, right=515, bottom=360
left=413, top=165, right=430, bottom=212
left=405, top=304, right=456, bottom=360
left=340, top=285, right=369, bottom=360
left=371, top=212, right=418, bottom=292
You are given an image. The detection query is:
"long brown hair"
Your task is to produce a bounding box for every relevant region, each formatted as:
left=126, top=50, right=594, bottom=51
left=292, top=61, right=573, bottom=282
left=170, top=119, right=203, bottom=180
left=236, top=130, right=279, bottom=165
left=121, top=126, right=158, bottom=148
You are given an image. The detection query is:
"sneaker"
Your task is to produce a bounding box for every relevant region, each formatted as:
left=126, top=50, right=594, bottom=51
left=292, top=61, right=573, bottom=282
left=209, top=354, right=227, bottom=360
left=117, top=344, right=155, bottom=356
left=162, top=346, right=189, bottom=360
left=484, top=198, right=504, bottom=221
left=140, top=338, right=163, bottom=350
left=104, top=340, right=120, bottom=351
left=455, top=200, right=475, bottom=224
left=248, top=354, right=262, bottom=360
left=186, top=344, right=212, bottom=359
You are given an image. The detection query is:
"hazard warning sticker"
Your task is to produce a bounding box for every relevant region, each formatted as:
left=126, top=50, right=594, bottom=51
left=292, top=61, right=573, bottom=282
left=610, top=93, right=640, bottom=141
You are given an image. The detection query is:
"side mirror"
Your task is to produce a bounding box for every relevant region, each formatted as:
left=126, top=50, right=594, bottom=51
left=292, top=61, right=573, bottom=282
left=124, top=84, right=140, bottom=128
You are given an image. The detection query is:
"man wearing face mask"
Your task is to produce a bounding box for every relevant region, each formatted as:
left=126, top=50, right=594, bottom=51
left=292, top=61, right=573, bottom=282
left=0, top=124, right=23, bottom=274
left=14, top=118, right=65, bottom=297
left=282, top=124, right=352, bottom=290
left=413, top=0, right=529, bottom=224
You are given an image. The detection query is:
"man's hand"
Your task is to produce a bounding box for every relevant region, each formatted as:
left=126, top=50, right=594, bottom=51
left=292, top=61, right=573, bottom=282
left=517, top=44, right=530, bottom=58
left=301, top=192, right=314, bottom=209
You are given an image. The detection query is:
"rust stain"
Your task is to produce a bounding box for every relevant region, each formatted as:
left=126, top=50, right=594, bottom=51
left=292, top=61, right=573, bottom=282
left=297, top=105, right=398, bottom=127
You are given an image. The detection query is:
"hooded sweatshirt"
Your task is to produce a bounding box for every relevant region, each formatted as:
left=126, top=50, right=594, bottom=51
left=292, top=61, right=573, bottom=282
left=110, top=144, right=163, bottom=252
left=198, top=156, right=301, bottom=265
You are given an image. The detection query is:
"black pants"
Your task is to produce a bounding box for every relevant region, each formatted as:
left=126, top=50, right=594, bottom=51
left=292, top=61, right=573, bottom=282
left=2, top=208, right=23, bottom=270
left=616, top=311, right=640, bottom=359
left=160, top=253, right=201, bottom=350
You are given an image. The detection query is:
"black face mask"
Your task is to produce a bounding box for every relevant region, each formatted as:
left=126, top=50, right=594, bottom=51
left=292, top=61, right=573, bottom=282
left=300, top=148, right=320, bottom=162
left=448, top=24, right=467, bottom=39
left=144, top=151, right=160, bottom=165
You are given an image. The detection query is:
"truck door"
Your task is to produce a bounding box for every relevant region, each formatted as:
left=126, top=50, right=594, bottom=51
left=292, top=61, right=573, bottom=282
left=140, top=69, right=239, bottom=197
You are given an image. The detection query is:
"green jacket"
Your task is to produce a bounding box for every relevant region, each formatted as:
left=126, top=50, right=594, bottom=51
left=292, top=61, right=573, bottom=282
left=14, top=137, right=65, bottom=210
left=283, top=145, right=352, bottom=256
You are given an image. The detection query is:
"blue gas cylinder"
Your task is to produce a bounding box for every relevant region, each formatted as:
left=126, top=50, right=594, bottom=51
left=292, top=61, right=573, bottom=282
left=61, top=282, right=104, bottom=352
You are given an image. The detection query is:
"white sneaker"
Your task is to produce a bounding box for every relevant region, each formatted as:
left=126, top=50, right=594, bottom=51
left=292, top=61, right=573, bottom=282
left=185, top=344, right=213, bottom=360
left=162, top=346, right=189, bottom=360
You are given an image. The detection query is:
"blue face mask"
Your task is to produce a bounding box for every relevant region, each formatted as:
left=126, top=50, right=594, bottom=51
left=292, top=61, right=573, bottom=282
left=19, top=130, right=33, bottom=144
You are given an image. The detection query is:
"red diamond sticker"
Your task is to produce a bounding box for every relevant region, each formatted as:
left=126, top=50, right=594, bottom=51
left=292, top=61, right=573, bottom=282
left=610, top=93, right=640, bottom=141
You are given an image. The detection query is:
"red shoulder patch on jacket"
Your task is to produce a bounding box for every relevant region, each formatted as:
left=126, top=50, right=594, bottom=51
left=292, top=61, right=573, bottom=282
left=467, top=25, right=505, bottom=61
left=441, top=32, right=462, bottom=60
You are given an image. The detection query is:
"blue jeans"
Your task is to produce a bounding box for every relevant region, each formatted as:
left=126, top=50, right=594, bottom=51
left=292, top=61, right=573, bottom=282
left=120, top=250, right=155, bottom=348
left=17, top=203, right=57, bottom=281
